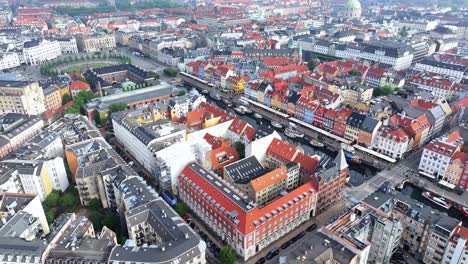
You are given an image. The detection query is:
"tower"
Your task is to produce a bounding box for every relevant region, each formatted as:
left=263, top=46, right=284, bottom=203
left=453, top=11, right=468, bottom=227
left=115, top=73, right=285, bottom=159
left=341, top=0, right=362, bottom=19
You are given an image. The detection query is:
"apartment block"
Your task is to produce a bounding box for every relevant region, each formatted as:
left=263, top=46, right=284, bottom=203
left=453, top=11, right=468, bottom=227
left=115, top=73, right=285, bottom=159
left=178, top=162, right=318, bottom=260
left=0, top=81, right=46, bottom=115
left=76, top=33, right=116, bottom=53
left=0, top=113, right=44, bottom=159
left=23, top=39, right=62, bottom=65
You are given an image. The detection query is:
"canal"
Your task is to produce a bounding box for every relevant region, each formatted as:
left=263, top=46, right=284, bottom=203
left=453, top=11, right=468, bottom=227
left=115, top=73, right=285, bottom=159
left=195, top=88, right=379, bottom=187
left=399, top=182, right=468, bottom=227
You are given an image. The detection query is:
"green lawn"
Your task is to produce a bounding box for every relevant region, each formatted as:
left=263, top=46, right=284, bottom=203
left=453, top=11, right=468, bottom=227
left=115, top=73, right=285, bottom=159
left=64, top=63, right=111, bottom=73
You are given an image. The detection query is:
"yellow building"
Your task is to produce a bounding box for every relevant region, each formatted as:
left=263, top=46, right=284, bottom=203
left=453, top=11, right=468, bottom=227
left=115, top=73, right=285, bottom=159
left=43, top=86, right=62, bottom=111
left=227, top=76, right=247, bottom=94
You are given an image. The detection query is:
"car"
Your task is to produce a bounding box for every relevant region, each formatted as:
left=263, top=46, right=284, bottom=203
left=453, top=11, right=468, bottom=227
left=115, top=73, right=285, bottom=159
left=280, top=241, right=291, bottom=249
left=294, top=232, right=306, bottom=241
left=266, top=248, right=280, bottom=260
left=189, top=222, right=195, bottom=229
left=255, top=257, right=266, bottom=264
left=307, top=223, right=317, bottom=232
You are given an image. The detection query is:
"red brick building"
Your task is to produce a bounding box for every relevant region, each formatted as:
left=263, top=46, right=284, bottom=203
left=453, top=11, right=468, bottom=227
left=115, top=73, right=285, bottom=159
left=178, top=162, right=318, bottom=260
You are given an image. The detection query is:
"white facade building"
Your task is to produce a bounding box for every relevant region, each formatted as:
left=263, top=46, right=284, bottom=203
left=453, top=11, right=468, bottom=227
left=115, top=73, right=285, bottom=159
left=23, top=39, right=62, bottom=65
left=414, top=59, right=467, bottom=81
left=0, top=52, right=20, bottom=70
left=55, top=37, right=79, bottom=54
left=376, top=128, right=412, bottom=159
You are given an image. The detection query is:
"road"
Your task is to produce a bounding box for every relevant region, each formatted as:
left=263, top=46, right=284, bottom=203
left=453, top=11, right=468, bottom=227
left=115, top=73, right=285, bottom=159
left=251, top=200, right=347, bottom=264
left=345, top=147, right=468, bottom=206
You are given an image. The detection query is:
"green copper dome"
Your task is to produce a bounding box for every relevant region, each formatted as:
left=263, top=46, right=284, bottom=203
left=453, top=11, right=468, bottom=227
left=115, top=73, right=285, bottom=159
left=344, top=0, right=361, bottom=10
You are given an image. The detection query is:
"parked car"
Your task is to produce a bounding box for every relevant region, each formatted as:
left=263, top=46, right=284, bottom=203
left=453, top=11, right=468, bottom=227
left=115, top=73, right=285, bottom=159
left=266, top=248, right=280, bottom=260
left=307, top=223, right=317, bottom=232
left=280, top=241, right=291, bottom=249
left=255, top=257, right=266, bottom=264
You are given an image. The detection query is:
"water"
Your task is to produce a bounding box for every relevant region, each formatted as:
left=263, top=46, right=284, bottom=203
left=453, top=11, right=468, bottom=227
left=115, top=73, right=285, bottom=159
left=199, top=89, right=377, bottom=186
left=399, top=182, right=468, bottom=227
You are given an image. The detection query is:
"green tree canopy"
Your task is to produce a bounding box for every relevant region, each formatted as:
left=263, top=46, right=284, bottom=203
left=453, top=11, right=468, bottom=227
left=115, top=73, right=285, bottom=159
left=348, top=69, right=360, bottom=76
left=60, top=191, right=80, bottom=209
left=44, top=191, right=61, bottom=208
left=110, top=103, right=128, bottom=113
left=88, top=211, right=103, bottom=230
left=233, top=141, right=245, bottom=159
left=62, top=94, right=72, bottom=105
left=163, top=67, right=178, bottom=77
left=174, top=202, right=190, bottom=216
left=87, top=198, right=101, bottom=211
left=219, top=246, right=237, bottom=264
left=46, top=210, right=56, bottom=224
left=373, top=85, right=395, bottom=96
left=307, top=60, right=317, bottom=71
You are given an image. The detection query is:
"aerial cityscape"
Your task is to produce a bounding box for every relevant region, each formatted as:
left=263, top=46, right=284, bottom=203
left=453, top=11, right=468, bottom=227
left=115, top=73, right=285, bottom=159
left=0, top=0, right=466, bottom=263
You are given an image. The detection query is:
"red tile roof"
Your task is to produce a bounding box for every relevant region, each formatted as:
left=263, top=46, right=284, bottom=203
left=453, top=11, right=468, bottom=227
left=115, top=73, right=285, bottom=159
left=203, top=133, right=224, bottom=149
left=250, top=167, right=288, bottom=192
left=267, top=138, right=301, bottom=161
left=70, top=80, right=90, bottom=91
left=180, top=162, right=318, bottom=236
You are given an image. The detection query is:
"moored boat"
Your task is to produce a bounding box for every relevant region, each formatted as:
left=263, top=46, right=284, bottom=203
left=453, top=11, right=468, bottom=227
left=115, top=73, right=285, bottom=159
left=284, top=127, right=297, bottom=139
left=271, top=121, right=282, bottom=129
left=239, top=105, right=252, bottom=114
left=222, top=98, right=231, bottom=105
left=422, top=191, right=453, bottom=209
left=309, top=139, right=324, bottom=147
left=210, top=92, right=222, bottom=101
left=234, top=107, right=245, bottom=115
left=254, top=113, right=263, bottom=119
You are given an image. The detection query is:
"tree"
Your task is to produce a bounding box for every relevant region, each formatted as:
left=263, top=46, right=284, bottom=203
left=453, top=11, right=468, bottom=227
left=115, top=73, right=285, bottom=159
left=174, top=202, right=190, bottom=216
left=62, top=94, right=72, bottom=105
left=88, top=211, right=103, bottom=230
left=60, top=192, right=79, bottom=209
left=373, top=85, right=395, bottom=96
left=110, top=103, right=128, bottom=113
left=307, top=60, right=317, bottom=71
left=163, top=67, right=178, bottom=77
left=348, top=69, right=360, bottom=76
left=399, top=26, right=408, bottom=37
left=232, top=141, right=245, bottom=159
left=149, top=72, right=160, bottom=80
left=77, top=90, right=96, bottom=102
left=177, top=91, right=186, bottom=97
left=189, top=19, right=197, bottom=24
left=44, top=192, right=61, bottom=208
left=87, top=198, right=101, bottom=210
left=46, top=210, right=56, bottom=224
left=102, top=213, right=119, bottom=230
left=219, top=246, right=237, bottom=264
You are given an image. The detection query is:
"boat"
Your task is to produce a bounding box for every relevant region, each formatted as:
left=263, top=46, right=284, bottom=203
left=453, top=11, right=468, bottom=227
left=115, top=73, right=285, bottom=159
left=284, top=127, right=297, bottom=139
left=253, top=113, right=263, bottom=119
left=201, top=89, right=209, bottom=94
left=234, top=107, right=245, bottom=115
left=210, top=92, right=222, bottom=101
left=294, top=131, right=304, bottom=138
left=239, top=105, right=253, bottom=114
left=455, top=204, right=468, bottom=217
left=309, top=139, right=325, bottom=147
left=285, top=127, right=304, bottom=139
left=462, top=206, right=468, bottom=217
left=422, top=191, right=453, bottom=209
left=271, top=121, right=282, bottom=129
left=238, top=98, right=250, bottom=106
left=222, top=98, right=231, bottom=105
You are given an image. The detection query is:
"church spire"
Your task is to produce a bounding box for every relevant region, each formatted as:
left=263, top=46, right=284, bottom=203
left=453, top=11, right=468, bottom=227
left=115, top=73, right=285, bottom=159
left=335, top=149, right=348, bottom=171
